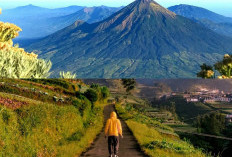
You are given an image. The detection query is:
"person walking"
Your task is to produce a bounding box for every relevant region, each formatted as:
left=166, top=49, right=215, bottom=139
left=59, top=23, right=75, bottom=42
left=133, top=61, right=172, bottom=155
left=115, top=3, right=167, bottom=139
left=105, top=111, right=123, bottom=157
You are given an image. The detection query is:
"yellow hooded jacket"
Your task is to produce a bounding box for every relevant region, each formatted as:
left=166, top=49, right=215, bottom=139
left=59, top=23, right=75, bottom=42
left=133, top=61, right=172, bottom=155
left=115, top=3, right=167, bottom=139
left=104, top=112, right=122, bottom=137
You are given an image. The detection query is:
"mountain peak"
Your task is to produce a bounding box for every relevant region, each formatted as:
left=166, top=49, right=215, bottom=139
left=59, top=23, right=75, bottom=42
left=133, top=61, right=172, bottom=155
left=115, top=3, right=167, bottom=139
left=93, top=0, right=175, bottom=32
left=23, top=4, right=40, bottom=8
left=13, top=4, right=47, bottom=11
left=27, top=0, right=232, bottom=78
left=132, top=0, right=176, bottom=17
left=138, top=0, right=152, bottom=3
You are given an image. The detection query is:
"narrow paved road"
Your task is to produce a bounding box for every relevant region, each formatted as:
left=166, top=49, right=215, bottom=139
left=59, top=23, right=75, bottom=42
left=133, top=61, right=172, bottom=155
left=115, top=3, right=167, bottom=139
left=81, top=105, right=148, bottom=157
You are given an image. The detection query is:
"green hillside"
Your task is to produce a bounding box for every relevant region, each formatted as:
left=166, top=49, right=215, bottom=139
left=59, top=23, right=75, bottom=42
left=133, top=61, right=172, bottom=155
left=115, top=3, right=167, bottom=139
left=0, top=79, right=109, bottom=156
left=0, top=78, right=211, bottom=157
left=115, top=101, right=208, bottom=157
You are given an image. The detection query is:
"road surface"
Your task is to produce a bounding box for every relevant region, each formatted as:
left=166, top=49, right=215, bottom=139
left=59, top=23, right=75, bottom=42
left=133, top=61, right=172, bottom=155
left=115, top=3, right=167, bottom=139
left=81, top=105, right=148, bottom=157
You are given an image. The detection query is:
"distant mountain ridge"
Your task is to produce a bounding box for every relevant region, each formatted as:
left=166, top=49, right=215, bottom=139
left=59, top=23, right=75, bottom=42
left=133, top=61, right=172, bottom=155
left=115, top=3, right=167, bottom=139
left=0, top=5, right=85, bottom=38
left=45, top=6, right=121, bottom=34
left=2, top=3, right=232, bottom=39
left=168, top=4, right=232, bottom=37
left=49, top=6, right=121, bottom=24
left=27, top=0, right=232, bottom=78
left=0, top=5, right=120, bottom=39
left=1, top=5, right=85, bottom=19
left=168, top=4, right=232, bottom=23
left=0, top=5, right=120, bottom=38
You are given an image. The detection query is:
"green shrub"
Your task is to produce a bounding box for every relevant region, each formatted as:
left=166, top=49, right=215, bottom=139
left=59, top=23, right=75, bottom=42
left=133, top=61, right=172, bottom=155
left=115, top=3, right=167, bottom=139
left=2, top=109, right=10, bottom=124
left=84, top=89, right=98, bottom=103
left=115, top=103, right=134, bottom=120
left=66, top=131, right=83, bottom=142
left=75, top=91, right=85, bottom=100
left=101, top=86, right=110, bottom=99
left=90, top=83, right=100, bottom=90
left=121, top=78, right=136, bottom=93
left=195, top=112, right=225, bottom=135
left=144, top=139, right=196, bottom=154
left=72, top=99, right=82, bottom=108
left=28, top=79, right=70, bottom=89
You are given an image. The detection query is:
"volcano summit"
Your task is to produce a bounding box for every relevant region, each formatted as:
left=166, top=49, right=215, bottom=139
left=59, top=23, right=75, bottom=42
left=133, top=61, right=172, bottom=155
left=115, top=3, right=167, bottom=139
left=27, top=0, right=232, bottom=78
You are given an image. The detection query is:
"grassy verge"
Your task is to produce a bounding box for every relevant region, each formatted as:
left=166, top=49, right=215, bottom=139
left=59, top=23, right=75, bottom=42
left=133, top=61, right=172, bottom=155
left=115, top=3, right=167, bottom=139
left=74, top=101, right=107, bottom=156
left=115, top=103, right=208, bottom=157
left=0, top=96, right=105, bottom=156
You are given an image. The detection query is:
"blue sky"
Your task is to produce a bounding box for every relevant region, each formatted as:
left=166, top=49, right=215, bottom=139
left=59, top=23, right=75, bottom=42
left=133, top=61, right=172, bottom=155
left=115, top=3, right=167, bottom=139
left=1, top=0, right=232, bottom=17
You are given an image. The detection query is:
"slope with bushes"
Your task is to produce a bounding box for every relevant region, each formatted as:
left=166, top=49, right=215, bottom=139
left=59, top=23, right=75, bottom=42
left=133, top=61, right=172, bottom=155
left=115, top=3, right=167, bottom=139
left=0, top=79, right=110, bottom=156
left=115, top=102, right=208, bottom=157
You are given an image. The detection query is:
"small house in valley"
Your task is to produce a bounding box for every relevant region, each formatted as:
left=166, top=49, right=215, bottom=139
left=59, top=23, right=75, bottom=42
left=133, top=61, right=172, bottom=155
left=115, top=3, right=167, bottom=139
left=226, top=114, right=232, bottom=124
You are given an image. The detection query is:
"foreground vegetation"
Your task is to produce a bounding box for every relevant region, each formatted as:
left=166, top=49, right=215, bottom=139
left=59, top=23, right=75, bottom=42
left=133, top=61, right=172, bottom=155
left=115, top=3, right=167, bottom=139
left=0, top=79, right=109, bottom=156
left=115, top=101, right=208, bottom=157
left=197, top=54, right=232, bottom=79
left=0, top=13, right=52, bottom=79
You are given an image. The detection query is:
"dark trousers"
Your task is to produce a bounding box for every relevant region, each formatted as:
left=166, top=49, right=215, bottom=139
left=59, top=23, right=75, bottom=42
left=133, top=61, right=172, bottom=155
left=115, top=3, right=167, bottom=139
left=108, top=136, right=119, bottom=155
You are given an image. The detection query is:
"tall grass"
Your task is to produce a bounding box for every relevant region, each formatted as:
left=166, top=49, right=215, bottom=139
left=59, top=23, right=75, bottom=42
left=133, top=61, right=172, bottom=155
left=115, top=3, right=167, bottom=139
left=0, top=102, right=84, bottom=156
left=0, top=79, right=108, bottom=156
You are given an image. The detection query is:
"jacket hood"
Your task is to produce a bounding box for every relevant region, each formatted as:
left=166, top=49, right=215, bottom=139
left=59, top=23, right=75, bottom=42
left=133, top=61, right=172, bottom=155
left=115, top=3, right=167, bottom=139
left=110, top=112, right=117, bottom=119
